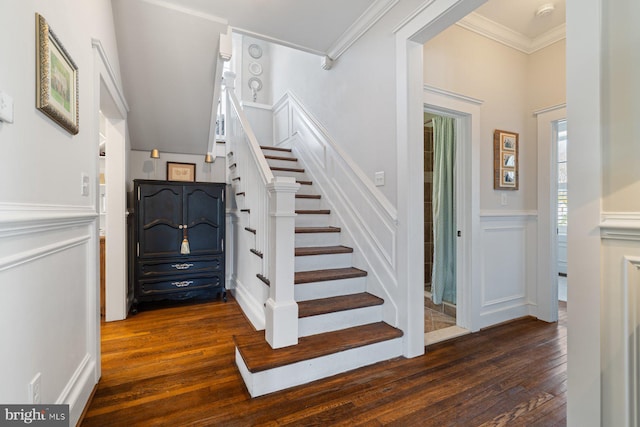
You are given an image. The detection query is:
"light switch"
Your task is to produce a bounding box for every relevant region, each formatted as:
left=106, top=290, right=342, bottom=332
left=501, top=193, right=508, bottom=206
left=81, top=173, right=90, bottom=197
left=0, top=91, right=14, bottom=123
left=375, top=171, right=385, bottom=187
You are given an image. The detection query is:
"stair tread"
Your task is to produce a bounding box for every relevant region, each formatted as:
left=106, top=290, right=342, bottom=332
left=298, top=293, right=383, bottom=318
left=260, top=145, right=292, bottom=153
left=295, top=267, right=367, bottom=284
left=234, top=322, right=402, bottom=373
left=271, top=166, right=305, bottom=173
left=296, top=194, right=321, bottom=199
left=297, top=180, right=312, bottom=185
left=295, top=245, right=353, bottom=256
left=295, top=226, right=341, bottom=233
left=296, top=209, right=330, bottom=215
left=265, top=155, right=298, bottom=162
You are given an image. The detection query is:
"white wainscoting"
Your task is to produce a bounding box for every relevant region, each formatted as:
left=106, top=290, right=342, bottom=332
left=600, top=212, right=640, bottom=426
left=479, top=211, right=538, bottom=328
left=273, top=92, right=399, bottom=325
left=0, top=203, right=98, bottom=425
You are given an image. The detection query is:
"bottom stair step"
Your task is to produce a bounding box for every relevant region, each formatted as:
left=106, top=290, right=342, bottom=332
left=234, top=322, right=403, bottom=397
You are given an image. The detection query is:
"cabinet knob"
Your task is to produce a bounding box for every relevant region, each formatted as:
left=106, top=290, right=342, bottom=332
left=179, top=224, right=183, bottom=229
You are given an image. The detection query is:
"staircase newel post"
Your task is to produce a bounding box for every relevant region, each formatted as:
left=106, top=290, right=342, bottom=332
left=265, top=176, right=300, bottom=349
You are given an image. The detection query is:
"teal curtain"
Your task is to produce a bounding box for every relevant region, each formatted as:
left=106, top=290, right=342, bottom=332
left=431, top=116, right=456, bottom=305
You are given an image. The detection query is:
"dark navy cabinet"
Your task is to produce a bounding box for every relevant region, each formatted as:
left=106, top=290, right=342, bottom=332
left=132, top=180, right=225, bottom=311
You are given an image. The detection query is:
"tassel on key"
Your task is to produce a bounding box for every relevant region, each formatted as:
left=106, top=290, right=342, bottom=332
left=180, top=225, right=190, bottom=255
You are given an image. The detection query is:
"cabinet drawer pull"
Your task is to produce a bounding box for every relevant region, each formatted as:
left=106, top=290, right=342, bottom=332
left=171, top=263, right=194, bottom=270
left=172, top=281, right=193, bottom=288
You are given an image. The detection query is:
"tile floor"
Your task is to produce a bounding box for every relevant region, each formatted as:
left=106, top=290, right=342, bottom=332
left=424, top=295, right=456, bottom=333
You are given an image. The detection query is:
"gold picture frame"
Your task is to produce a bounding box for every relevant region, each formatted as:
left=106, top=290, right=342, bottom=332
left=167, top=162, right=196, bottom=182
left=36, top=13, right=79, bottom=135
left=493, top=129, right=519, bottom=190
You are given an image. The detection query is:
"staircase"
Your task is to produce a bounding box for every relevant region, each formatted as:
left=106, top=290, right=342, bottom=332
left=231, top=145, right=403, bottom=397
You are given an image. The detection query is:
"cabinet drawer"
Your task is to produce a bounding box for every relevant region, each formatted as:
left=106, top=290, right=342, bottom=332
left=138, top=257, right=223, bottom=277
left=138, top=275, right=223, bottom=296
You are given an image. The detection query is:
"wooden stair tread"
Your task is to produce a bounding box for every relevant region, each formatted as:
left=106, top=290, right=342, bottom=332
left=256, top=274, right=270, bottom=286
left=265, top=155, right=298, bottom=162
left=297, top=180, right=312, bottom=185
left=296, top=194, right=321, bottom=199
left=295, top=226, right=341, bottom=233
left=295, top=245, right=353, bottom=256
left=295, top=209, right=330, bottom=215
left=298, top=293, right=383, bottom=318
left=295, top=267, right=367, bottom=284
left=244, top=227, right=256, bottom=234
left=271, top=166, right=305, bottom=173
left=260, top=145, right=292, bottom=153
left=234, top=322, right=402, bottom=373
left=250, top=249, right=263, bottom=258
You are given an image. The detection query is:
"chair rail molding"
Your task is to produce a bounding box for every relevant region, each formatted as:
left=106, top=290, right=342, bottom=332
left=600, top=212, right=640, bottom=241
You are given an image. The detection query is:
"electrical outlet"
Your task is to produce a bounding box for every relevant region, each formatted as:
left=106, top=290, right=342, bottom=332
left=29, top=373, right=41, bottom=404
left=501, top=193, right=508, bottom=206
left=374, top=171, right=385, bottom=187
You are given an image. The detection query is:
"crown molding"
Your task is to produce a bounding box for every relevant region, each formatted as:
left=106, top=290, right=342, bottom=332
left=326, top=0, right=399, bottom=61
left=600, top=212, right=640, bottom=241
left=423, top=84, right=484, bottom=106
left=456, top=12, right=565, bottom=55
left=232, top=27, right=325, bottom=57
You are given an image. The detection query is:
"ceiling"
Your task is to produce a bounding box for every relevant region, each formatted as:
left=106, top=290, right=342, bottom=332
left=111, top=0, right=566, bottom=156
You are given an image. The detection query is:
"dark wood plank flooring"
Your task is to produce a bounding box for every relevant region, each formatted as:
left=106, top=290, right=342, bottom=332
left=82, top=298, right=566, bottom=426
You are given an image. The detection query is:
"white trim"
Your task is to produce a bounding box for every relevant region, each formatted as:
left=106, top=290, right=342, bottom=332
left=242, top=101, right=273, bottom=111
left=231, top=27, right=325, bottom=57
left=327, top=0, right=400, bottom=60
left=0, top=203, right=96, bottom=237
left=393, top=0, right=438, bottom=34
left=56, top=354, right=95, bottom=425
left=91, top=39, right=129, bottom=113
left=479, top=210, right=538, bottom=219
left=533, top=103, right=567, bottom=116
left=230, top=277, right=266, bottom=331
left=456, top=12, right=565, bottom=54
left=0, top=234, right=90, bottom=273
left=623, top=255, right=640, bottom=427
left=138, top=0, right=228, bottom=25
left=423, top=84, right=483, bottom=105
left=600, top=212, right=640, bottom=241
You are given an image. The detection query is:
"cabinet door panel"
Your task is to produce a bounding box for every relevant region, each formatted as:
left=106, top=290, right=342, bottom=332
left=139, top=184, right=182, bottom=258
left=183, top=185, right=224, bottom=255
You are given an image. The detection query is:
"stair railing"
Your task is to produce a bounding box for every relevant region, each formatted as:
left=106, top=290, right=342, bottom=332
left=223, top=72, right=300, bottom=349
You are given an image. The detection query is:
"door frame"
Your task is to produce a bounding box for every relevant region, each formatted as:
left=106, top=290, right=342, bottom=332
left=424, top=86, right=483, bottom=332
left=535, top=104, right=566, bottom=323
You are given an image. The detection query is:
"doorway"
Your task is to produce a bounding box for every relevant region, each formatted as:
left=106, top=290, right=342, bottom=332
left=423, top=112, right=457, bottom=335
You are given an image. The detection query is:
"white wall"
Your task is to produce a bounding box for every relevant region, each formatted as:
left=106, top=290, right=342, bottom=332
left=269, top=0, right=427, bottom=207
left=0, top=1, right=123, bottom=424
left=129, top=149, right=227, bottom=183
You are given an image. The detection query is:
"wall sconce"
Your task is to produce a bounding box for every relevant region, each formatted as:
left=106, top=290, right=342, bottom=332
left=150, top=149, right=160, bottom=179
left=204, top=153, right=214, bottom=163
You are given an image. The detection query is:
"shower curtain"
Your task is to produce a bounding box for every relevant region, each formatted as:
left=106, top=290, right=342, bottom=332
left=431, top=116, right=456, bottom=305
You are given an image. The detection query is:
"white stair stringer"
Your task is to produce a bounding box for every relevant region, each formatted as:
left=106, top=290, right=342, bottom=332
left=299, top=305, right=383, bottom=337
left=235, top=335, right=403, bottom=398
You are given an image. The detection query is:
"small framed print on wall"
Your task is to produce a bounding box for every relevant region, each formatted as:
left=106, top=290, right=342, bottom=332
left=493, top=129, right=519, bottom=190
left=167, top=162, right=196, bottom=182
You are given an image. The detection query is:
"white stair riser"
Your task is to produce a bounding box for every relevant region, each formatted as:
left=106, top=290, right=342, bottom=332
left=236, top=337, right=403, bottom=397
left=295, top=232, right=341, bottom=247
left=298, top=305, right=383, bottom=337
left=295, top=213, right=330, bottom=227
left=266, top=158, right=300, bottom=169
left=271, top=169, right=307, bottom=179
left=295, top=253, right=352, bottom=272
left=295, top=277, right=366, bottom=301
left=296, top=184, right=316, bottom=195
left=295, top=198, right=322, bottom=210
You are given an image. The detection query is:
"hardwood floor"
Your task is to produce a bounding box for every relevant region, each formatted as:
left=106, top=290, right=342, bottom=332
left=82, top=298, right=566, bottom=426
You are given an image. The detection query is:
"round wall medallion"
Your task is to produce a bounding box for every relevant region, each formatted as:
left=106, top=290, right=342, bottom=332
left=248, top=44, right=263, bottom=59
left=248, top=77, right=263, bottom=92
left=248, top=62, right=263, bottom=76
